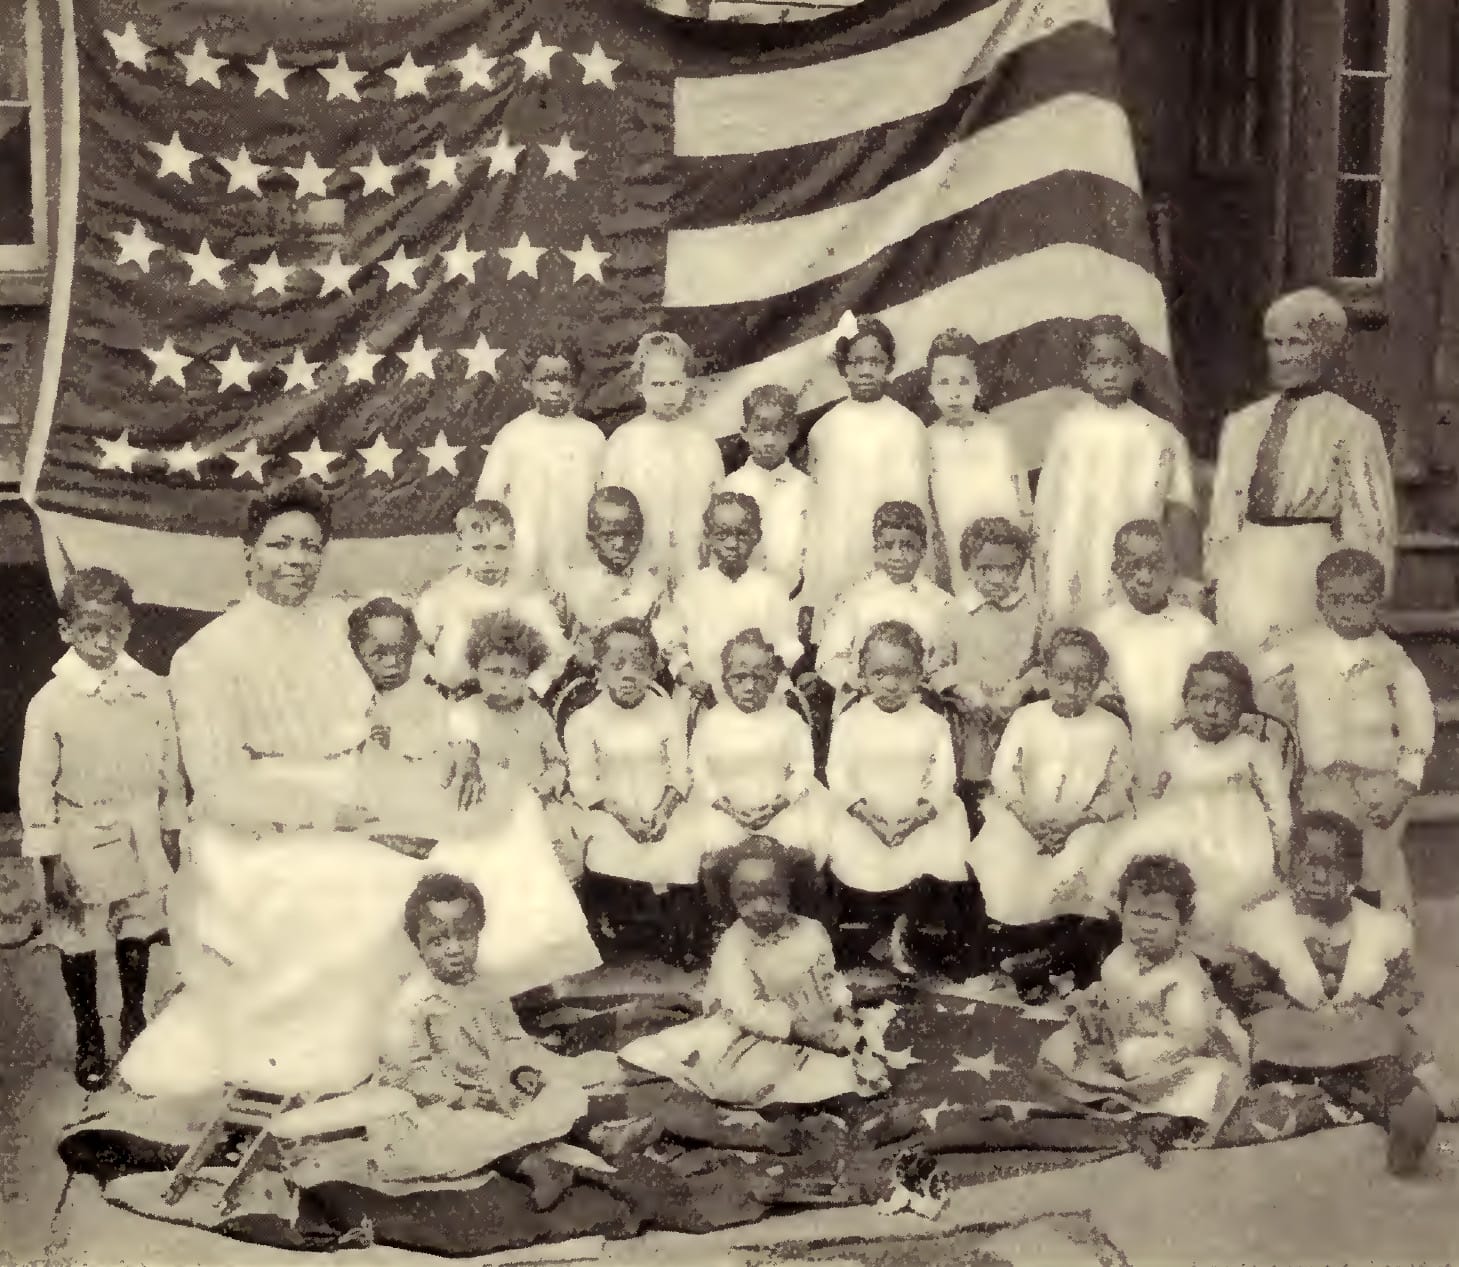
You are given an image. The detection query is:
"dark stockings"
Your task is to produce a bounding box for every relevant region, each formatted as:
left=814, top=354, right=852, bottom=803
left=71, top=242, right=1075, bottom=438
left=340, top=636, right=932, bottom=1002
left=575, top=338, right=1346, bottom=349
left=116, top=936, right=152, bottom=1056
left=59, top=951, right=107, bottom=1090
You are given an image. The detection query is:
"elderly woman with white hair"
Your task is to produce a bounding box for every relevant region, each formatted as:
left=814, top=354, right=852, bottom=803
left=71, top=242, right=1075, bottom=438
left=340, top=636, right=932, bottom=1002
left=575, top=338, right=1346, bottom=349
left=1205, top=288, right=1396, bottom=652
left=599, top=331, right=726, bottom=584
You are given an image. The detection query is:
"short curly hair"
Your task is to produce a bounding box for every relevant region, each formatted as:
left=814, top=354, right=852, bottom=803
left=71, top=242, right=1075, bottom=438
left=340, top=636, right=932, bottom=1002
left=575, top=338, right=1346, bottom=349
left=1082, top=314, right=1141, bottom=360
left=703, top=490, right=762, bottom=535
left=592, top=616, right=658, bottom=667
left=859, top=619, right=925, bottom=671
left=959, top=516, right=1031, bottom=572
left=244, top=482, right=331, bottom=547
left=832, top=316, right=895, bottom=374
left=1117, top=854, right=1196, bottom=924
left=720, top=627, right=782, bottom=674
left=702, top=834, right=817, bottom=922
left=457, top=499, right=514, bottom=534
left=872, top=499, right=927, bottom=544
left=464, top=611, right=551, bottom=674
left=741, top=384, right=798, bottom=426
left=1315, top=547, right=1385, bottom=594
left=60, top=567, right=134, bottom=618
left=1042, top=626, right=1109, bottom=678
left=1182, top=650, right=1255, bottom=715
left=403, top=873, right=486, bottom=947
left=347, top=596, right=419, bottom=653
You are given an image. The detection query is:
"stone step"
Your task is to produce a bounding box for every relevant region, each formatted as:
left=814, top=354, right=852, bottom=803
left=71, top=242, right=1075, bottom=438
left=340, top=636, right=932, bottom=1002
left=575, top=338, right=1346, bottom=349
left=1394, top=532, right=1459, bottom=611
left=1407, top=796, right=1459, bottom=900
left=1385, top=611, right=1459, bottom=700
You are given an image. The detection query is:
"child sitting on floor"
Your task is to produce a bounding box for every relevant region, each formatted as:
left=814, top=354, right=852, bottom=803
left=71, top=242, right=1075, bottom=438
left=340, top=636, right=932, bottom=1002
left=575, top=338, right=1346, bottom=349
left=970, top=627, right=1134, bottom=1000
left=653, top=492, right=805, bottom=707
left=682, top=630, right=828, bottom=873
left=618, top=838, right=890, bottom=1120
left=825, top=621, right=972, bottom=974
left=273, top=873, right=597, bottom=1206
left=556, top=487, right=665, bottom=667
left=816, top=501, right=956, bottom=696
left=722, top=384, right=810, bottom=600
left=1258, top=549, right=1433, bottom=914
left=20, top=568, right=183, bottom=1089
left=564, top=619, right=702, bottom=964
left=923, top=330, right=1033, bottom=598
left=415, top=500, right=572, bottom=703
left=933, top=516, right=1040, bottom=791
left=1037, top=855, right=1250, bottom=1168
left=1087, top=519, right=1218, bottom=783
left=475, top=339, right=606, bottom=587
left=600, top=331, right=725, bottom=584
left=459, top=612, right=585, bottom=880
left=1237, top=811, right=1437, bottom=1175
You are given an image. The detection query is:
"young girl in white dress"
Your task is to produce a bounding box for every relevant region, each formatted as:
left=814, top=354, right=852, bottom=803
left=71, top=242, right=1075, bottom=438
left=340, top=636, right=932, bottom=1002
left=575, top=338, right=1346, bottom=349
left=922, top=330, right=1033, bottom=598
left=1089, top=652, right=1292, bottom=957
left=599, top=332, right=725, bottom=585
left=722, top=385, right=811, bottom=600
left=802, top=317, right=932, bottom=618
left=1034, top=317, right=1197, bottom=626
left=971, top=627, right=1134, bottom=997
left=681, top=629, right=829, bottom=867
left=563, top=619, right=701, bottom=964
left=618, top=839, right=891, bottom=1110
left=475, top=340, right=606, bottom=587
left=1038, top=855, right=1250, bottom=1166
left=825, top=621, right=971, bottom=971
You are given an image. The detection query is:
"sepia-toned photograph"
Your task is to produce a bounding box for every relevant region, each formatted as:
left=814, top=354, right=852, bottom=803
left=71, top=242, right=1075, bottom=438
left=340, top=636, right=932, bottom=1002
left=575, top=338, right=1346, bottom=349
left=1, top=0, right=1457, bottom=1263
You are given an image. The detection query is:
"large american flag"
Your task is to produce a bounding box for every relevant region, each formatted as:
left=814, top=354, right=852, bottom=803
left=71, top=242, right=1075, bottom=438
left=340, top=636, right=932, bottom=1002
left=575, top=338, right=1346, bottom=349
left=26, top=0, right=1174, bottom=611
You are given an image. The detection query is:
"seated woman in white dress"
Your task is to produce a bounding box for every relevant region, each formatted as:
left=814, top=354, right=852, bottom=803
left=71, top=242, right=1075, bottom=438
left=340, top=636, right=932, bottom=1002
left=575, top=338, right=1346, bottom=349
left=970, top=627, right=1134, bottom=1000
left=1037, top=855, right=1250, bottom=1167
left=802, top=316, right=933, bottom=618
left=680, top=629, right=829, bottom=869
left=825, top=621, right=971, bottom=974
left=273, top=874, right=600, bottom=1207
left=618, top=839, right=891, bottom=1135
left=1087, top=651, right=1293, bottom=968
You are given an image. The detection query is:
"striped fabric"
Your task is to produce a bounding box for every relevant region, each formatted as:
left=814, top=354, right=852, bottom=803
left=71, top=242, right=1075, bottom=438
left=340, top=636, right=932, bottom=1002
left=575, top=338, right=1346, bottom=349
left=28, top=0, right=1173, bottom=610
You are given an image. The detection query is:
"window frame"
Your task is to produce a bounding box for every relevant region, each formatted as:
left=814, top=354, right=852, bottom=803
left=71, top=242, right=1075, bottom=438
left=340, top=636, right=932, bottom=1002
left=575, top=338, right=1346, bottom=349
left=0, top=0, right=47, bottom=304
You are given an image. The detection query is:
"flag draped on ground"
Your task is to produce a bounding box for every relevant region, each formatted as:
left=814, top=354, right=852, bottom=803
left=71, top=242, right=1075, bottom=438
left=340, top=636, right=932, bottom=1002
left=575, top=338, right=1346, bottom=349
left=28, top=0, right=1173, bottom=610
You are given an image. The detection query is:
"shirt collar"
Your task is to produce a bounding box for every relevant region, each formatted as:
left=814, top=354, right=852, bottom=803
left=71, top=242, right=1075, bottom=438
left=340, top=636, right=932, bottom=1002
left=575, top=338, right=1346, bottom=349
left=53, top=648, right=145, bottom=695
left=966, top=587, right=1030, bottom=615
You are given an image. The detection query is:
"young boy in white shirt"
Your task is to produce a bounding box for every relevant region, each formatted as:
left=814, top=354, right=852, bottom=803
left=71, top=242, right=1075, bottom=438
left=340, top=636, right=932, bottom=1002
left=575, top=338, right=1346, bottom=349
left=722, top=385, right=810, bottom=600
left=20, top=569, right=183, bottom=1089
left=1258, top=549, right=1433, bottom=912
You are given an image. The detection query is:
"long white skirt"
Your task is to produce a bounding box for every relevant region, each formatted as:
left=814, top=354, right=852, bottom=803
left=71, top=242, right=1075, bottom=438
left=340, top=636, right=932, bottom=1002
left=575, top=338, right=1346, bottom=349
left=127, top=813, right=599, bottom=1100
left=618, top=1013, right=880, bottom=1108
left=1213, top=522, right=1335, bottom=651
left=969, top=806, right=1113, bottom=927
left=826, top=798, right=970, bottom=893
left=677, top=788, right=832, bottom=867
left=579, top=804, right=706, bottom=889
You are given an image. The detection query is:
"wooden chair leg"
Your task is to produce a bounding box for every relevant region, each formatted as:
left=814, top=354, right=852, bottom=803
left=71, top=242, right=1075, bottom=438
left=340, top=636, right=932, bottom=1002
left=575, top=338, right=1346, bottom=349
left=218, top=1094, right=307, bottom=1215
left=163, top=1096, right=237, bottom=1206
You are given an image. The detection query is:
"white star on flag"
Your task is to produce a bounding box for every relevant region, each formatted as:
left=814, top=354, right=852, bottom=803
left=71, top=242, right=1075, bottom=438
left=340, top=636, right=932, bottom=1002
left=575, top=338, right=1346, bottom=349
left=358, top=434, right=402, bottom=478
left=112, top=221, right=162, bottom=272
left=95, top=430, right=145, bottom=472
left=419, top=141, right=461, bottom=190
left=499, top=232, right=544, bottom=280
left=379, top=244, right=424, bottom=291
left=483, top=132, right=524, bottom=178
left=458, top=334, right=505, bottom=378
left=147, top=132, right=202, bottom=183
left=920, top=1100, right=956, bottom=1131
left=561, top=236, right=610, bottom=284
left=318, top=53, right=365, bottom=101
left=212, top=344, right=261, bottom=391
left=248, top=49, right=294, bottom=99
left=396, top=336, right=439, bottom=381
left=539, top=135, right=586, bottom=180
left=176, top=39, right=226, bottom=88
left=951, top=1048, right=1009, bottom=1081
left=104, top=23, right=151, bottom=71
left=250, top=250, right=293, bottom=296
left=312, top=248, right=358, bottom=296
left=281, top=347, right=322, bottom=392
left=142, top=337, right=193, bottom=387
left=227, top=438, right=270, bottom=483
left=351, top=149, right=400, bottom=198
left=219, top=145, right=268, bottom=196
left=290, top=436, right=343, bottom=481
left=386, top=52, right=433, bottom=98
left=165, top=442, right=207, bottom=478
left=451, top=45, right=497, bottom=89
left=515, top=33, right=559, bottom=80
left=440, top=234, right=484, bottom=284
left=340, top=343, right=385, bottom=384
left=179, top=238, right=232, bottom=288
left=420, top=430, right=466, bottom=476
left=284, top=152, right=332, bottom=200
left=573, top=43, right=619, bottom=90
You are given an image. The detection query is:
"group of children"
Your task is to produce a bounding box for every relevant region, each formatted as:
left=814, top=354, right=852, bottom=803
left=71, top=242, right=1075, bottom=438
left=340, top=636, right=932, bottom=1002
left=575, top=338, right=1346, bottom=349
left=18, top=313, right=1444, bottom=1184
